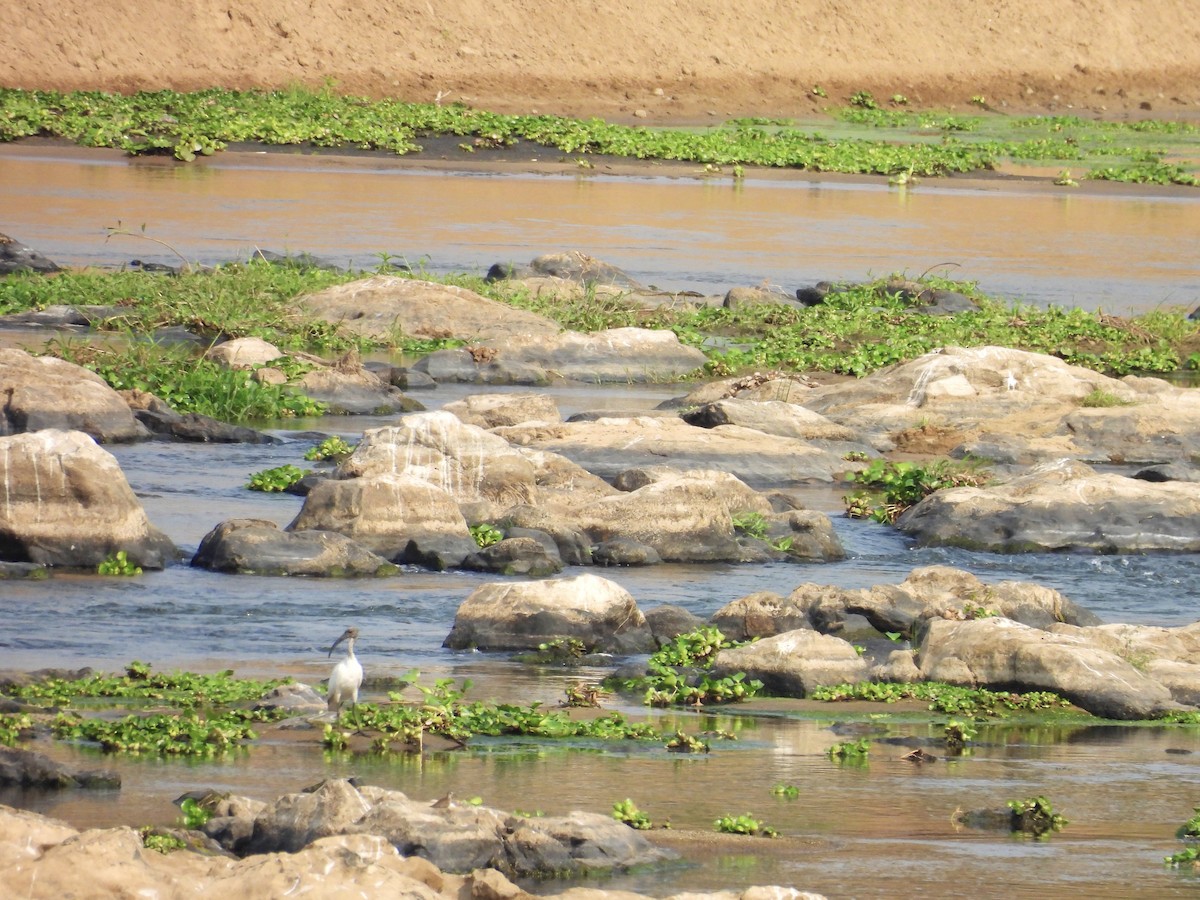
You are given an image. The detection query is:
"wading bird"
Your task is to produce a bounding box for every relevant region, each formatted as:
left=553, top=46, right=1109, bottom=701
left=327, top=627, right=363, bottom=726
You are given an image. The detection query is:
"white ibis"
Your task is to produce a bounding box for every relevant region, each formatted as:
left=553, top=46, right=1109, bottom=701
left=326, top=627, right=363, bottom=725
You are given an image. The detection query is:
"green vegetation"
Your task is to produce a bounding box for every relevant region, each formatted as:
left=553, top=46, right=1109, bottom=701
left=97, top=550, right=142, bottom=576
left=1007, top=796, right=1068, bottom=838
left=469, top=522, right=505, bottom=548
left=943, top=718, right=978, bottom=751
left=827, top=738, right=871, bottom=761
left=304, top=436, right=356, bottom=461
left=1, top=87, right=1195, bottom=183
left=3, top=661, right=288, bottom=708
left=321, top=676, right=669, bottom=752
left=731, top=510, right=770, bottom=540
left=140, top=829, right=187, bottom=853
left=50, top=335, right=327, bottom=423
left=771, top=783, right=801, bottom=799
left=1167, top=808, right=1200, bottom=868
left=1080, top=388, right=1134, bottom=408
left=0, top=713, right=33, bottom=746
left=810, top=681, right=1074, bottom=717
left=53, top=708, right=271, bottom=756
left=607, top=626, right=763, bottom=707
left=179, top=797, right=212, bottom=829
left=843, top=458, right=992, bottom=524
left=714, top=812, right=778, bottom=837
left=612, top=798, right=653, bottom=830
left=247, top=464, right=309, bottom=492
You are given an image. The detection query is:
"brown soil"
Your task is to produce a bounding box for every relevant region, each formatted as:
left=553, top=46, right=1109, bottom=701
left=3, top=1, right=1200, bottom=124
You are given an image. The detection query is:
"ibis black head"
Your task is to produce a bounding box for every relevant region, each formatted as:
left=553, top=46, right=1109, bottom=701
left=328, top=627, right=359, bottom=657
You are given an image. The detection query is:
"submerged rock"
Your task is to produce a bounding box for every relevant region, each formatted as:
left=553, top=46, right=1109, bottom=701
left=191, top=519, right=400, bottom=577
left=0, top=747, right=120, bottom=789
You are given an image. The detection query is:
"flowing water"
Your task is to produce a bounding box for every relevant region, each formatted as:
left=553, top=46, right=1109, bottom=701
left=3, top=147, right=1200, bottom=897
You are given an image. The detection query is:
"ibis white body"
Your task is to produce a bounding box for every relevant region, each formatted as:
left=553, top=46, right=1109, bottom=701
left=327, top=627, right=363, bottom=721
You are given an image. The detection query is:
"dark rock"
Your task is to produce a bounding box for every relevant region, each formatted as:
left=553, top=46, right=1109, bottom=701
left=1134, top=463, right=1200, bottom=483
left=0, top=233, right=61, bottom=275
left=643, top=604, right=706, bottom=645
left=0, top=746, right=120, bottom=789
left=248, top=250, right=345, bottom=272
left=591, top=538, right=663, bottom=567
left=191, top=519, right=400, bottom=577
left=462, top=536, right=563, bottom=577
left=133, top=408, right=281, bottom=444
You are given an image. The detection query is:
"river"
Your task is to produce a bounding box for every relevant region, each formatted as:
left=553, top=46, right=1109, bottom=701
left=2, top=145, right=1200, bottom=898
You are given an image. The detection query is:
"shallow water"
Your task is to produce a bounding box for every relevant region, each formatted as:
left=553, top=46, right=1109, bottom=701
left=2, top=143, right=1199, bottom=315
left=4, top=151, right=1200, bottom=896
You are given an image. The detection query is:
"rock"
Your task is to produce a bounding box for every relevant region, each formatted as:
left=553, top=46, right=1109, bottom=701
left=0, top=430, right=176, bottom=568
left=253, top=683, right=327, bottom=714
left=1133, top=463, right=1200, bottom=483
left=338, top=412, right=540, bottom=510
left=681, top=398, right=864, bottom=445
left=723, top=286, right=797, bottom=309
left=415, top=328, right=706, bottom=385
left=917, top=617, right=1183, bottom=719
left=711, top=629, right=870, bottom=696
left=287, top=474, right=477, bottom=570
left=897, top=460, right=1200, bottom=553
left=488, top=251, right=645, bottom=290
left=250, top=249, right=346, bottom=272
left=191, top=519, right=399, bottom=577
left=443, top=573, right=655, bottom=653
left=801, top=346, right=1132, bottom=453
left=643, top=603, right=706, bottom=644
left=296, top=364, right=424, bottom=415
left=573, top=470, right=773, bottom=562
left=242, top=778, right=372, bottom=855
left=204, top=337, right=284, bottom=368
left=494, top=416, right=855, bottom=486
left=787, top=566, right=1100, bottom=637
left=710, top=591, right=811, bottom=641
left=591, top=538, right=663, bottom=566
left=124, top=390, right=280, bottom=443
left=1048, top=621, right=1200, bottom=707
left=0, top=304, right=120, bottom=327
left=0, top=233, right=61, bottom=274
left=462, top=536, right=563, bottom=577
left=441, top=392, right=563, bottom=428
left=298, top=275, right=561, bottom=343
left=0, top=746, right=120, bottom=789
left=0, top=348, right=149, bottom=442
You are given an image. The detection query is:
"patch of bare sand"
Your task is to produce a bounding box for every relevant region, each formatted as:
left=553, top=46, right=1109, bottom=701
left=2, top=1, right=1199, bottom=123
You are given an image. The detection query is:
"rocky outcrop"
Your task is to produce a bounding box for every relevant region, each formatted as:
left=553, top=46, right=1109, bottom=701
left=191, top=519, right=399, bottom=576
left=711, top=629, right=870, bottom=695
left=785, top=566, right=1101, bottom=637
left=414, top=328, right=706, bottom=385
left=0, top=430, right=176, bottom=568
left=443, top=573, right=655, bottom=653
left=0, top=348, right=148, bottom=442
left=494, top=415, right=856, bottom=486
left=917, top=617, right=1182, bottom=719
left=297, top=275, right=562, bottom=343
left=441, top=392, right=563, bottom=429
left=897, top=460, right=1200, bottom=553
left=0, top=747, right=119, bottom=789
left=287, top=474, right=477, bottom=570
left=123, top=390, right=280, bottom=443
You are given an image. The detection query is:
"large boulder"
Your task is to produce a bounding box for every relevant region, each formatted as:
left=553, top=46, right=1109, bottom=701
left=488, top=251, right=646, bottom=290
left=414, top=328, right=706, bottom=384
left=897, top=460, right=1200, bottom=553
left=917, top=617, right=1183, bottom=719
left=711, top=629, right=870, bottom=696
left=494, top=415, right=856, bottom=486
left=338, top=412, right=539, bottom=510
left=191, top=519, right=400, bottom=577
left=681, top=398, right=867, bottom=450
left=0, top=747, right=119, bottom=790
left=573, top=470, right=774, bottom=563
left=788, top=566, right=1101, bottom=637
left=0, top=430, right=176, bottom=568
left=443, top=573, right=655, bottom=653
left=297, top=276, right=561, bottom=343
left=0, top=348, right=148, bottom=442
left=441, top=392, right=563, bottom=429
left=287, top=474, right=477, bottom=570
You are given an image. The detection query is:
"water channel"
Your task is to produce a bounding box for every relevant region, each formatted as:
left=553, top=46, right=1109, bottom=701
left=2, top=144, right=1200, bottom=897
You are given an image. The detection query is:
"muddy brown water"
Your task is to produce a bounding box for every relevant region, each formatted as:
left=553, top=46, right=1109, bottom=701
left=2, top=142, right=1199, bottom=315
left=3, top=146, right=1200, bottom=897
